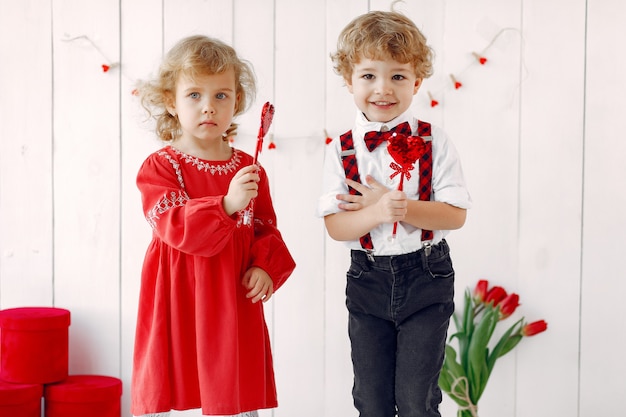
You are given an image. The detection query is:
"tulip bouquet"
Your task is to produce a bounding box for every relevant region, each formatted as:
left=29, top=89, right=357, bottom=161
left=439, top=280, right=548, bottom=417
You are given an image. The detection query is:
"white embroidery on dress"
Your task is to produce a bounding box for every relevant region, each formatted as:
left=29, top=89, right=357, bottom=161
left=157, top=150, right=185, bottom=189
left=236, top=207, right=251, bottom=228
left=146, top=147, right=250, bottom=229
left=171, top=147, right=242, bottom=175
left=146, top=190, right=189, bottom=229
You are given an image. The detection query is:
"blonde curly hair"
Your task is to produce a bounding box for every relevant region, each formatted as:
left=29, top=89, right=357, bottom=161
left=137, top=35, right=256, bottom=142
left=331, top=10, right=433, bottom=82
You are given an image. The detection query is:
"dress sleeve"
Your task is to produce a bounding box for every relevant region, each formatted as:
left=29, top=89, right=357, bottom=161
left=248, top=166, right=296, bottom=291
left=137, top=152, right=236, bottom=257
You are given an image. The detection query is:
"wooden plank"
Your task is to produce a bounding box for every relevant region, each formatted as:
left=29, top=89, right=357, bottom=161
left=51, top=0, right=121, bottom=376
left=164, top=0, right=233, bottom=48
left=0, top=0, right=54, bottom=307
left=324, top=0, right=367, bottom=413
left=517, top=1, right=586, bottom=416
left=324, top=1, right=367, bottom=414
left=271, top=1, right=327, bottom=416
left=580, top=0, right=626, bottom=415
left=233, top=0, right=275, bottom=148
left=435, top=1, right=524, bottom=416
left=232, top=3, right=276, bottom=416
left=401, top=0, right=446, bottom=128
left=119, top=0, right=165, bottom=415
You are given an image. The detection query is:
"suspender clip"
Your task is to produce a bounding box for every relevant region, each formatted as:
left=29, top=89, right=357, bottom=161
left=341, top=149, right=356, bottom=158
left=366, top=250, right=375, bottom=262
left=422, top=241, right=432, bottom=257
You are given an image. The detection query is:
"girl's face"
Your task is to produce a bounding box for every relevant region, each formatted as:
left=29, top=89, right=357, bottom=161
left=168, top=69, right=239, bottom=150
left=346, top=57, right=421, bottom=123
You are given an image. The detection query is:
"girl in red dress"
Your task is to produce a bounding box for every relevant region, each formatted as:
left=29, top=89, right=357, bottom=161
left=131, top=35, right=296, bottom=417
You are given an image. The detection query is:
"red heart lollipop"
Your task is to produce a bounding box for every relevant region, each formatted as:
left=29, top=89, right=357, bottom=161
left=245, top=102, right=275, bottom=226
left=254, top=101, right=275, bottom=164
left=387, top=133, right=427, bottom=170
left=386, top=133, right=427, bottom=239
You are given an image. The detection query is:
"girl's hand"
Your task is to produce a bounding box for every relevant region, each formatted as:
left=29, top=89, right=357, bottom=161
left=242, top=267, right=274, bottom=303
left=223, top=165, right=259, bottom=215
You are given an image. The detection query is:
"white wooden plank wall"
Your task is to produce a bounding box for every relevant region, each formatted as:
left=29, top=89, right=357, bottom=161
left=0, top=1, right=624, bottom=416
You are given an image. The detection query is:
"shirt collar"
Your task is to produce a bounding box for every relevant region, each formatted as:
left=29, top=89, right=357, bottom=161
left=353, top=109, right=415, bottom=138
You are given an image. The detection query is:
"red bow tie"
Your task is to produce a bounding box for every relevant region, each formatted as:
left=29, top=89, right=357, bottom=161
left=363, top=122, right=412, bottom=151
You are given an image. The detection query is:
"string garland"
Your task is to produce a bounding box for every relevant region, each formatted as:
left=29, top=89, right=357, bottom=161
left=425, top=27, right=523, bottom=108
left=62, top=35, right=120, bottom=73
left=62, top=27, right=523, bottom=152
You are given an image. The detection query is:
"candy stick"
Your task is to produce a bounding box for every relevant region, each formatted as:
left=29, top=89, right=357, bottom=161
left=244, top=102, right=275, bottom=225
left=391, top=173, right=405, bottom=240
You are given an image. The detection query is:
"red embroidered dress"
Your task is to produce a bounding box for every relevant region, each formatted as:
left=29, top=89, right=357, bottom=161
left=131, top=146, right=296, bottom=416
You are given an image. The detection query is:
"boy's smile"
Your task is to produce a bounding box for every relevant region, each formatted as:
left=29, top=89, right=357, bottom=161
left=347, top=58, right=422, bottom=123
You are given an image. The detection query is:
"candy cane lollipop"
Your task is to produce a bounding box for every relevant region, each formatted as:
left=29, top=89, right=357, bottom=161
left=253, top=101, right=275, bottom=165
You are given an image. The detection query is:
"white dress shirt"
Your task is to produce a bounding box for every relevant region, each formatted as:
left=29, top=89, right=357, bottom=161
left=317, top=109, right=472, bottom=256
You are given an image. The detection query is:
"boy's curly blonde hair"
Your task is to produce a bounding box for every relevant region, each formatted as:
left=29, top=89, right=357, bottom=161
left=331, top=10, right=433, bottom=82
left=137, top=35, right=256, bottom=142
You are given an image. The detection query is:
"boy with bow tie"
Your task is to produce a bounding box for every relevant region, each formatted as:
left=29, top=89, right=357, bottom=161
left=317, top=10, right=472, bottom=417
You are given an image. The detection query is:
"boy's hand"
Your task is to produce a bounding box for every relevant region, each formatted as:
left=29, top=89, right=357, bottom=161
left=337, top=175, right=407, bottom=224
left=376, top=189, right=408, bottom=224
left=337, top=175, right=388, bottom=210
left=223, top=165, right=259, bottom=215
left=242, top=266, right=274, bottom=303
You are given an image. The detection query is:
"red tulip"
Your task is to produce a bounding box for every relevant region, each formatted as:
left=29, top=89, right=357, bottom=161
left=497, top=293, right=520, bottom=319
left=522, top=320, right=548, bottom=336
left=485, top=286, right=507, bottom=305
left=473, top=280, right=489, bottom=304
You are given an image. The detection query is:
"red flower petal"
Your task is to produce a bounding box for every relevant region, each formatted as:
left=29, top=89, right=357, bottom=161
left=473, top=280, right=489, bottom=303
left=485, top=286, right=507, bottom=305
left=498, top=293, right=520, bottom=319
left=522, top=320, right=548, bottom=336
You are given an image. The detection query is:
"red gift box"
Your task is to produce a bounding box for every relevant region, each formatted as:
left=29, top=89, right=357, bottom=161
left=0, top=380, right=42, bottom=417
left=44, top=375, right=122, bottom=417
left=0, top=307, right=71, bottom=384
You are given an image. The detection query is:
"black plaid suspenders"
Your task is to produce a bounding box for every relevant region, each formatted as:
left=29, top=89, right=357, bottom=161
left=339, top=121, right=434, bottom=253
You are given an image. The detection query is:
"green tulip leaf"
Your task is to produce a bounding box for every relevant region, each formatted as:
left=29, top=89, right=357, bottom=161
left=440, top=345, right=471, bottom=407
left=466, top=307, right=497, bottom=402
left=486, top=318, right=523, bottom=372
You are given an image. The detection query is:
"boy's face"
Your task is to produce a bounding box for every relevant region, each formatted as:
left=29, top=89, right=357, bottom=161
left=346, top=57, right=422, bottom=123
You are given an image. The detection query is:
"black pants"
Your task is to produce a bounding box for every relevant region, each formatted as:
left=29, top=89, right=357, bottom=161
left=346, top=240, right=455, bottom=417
